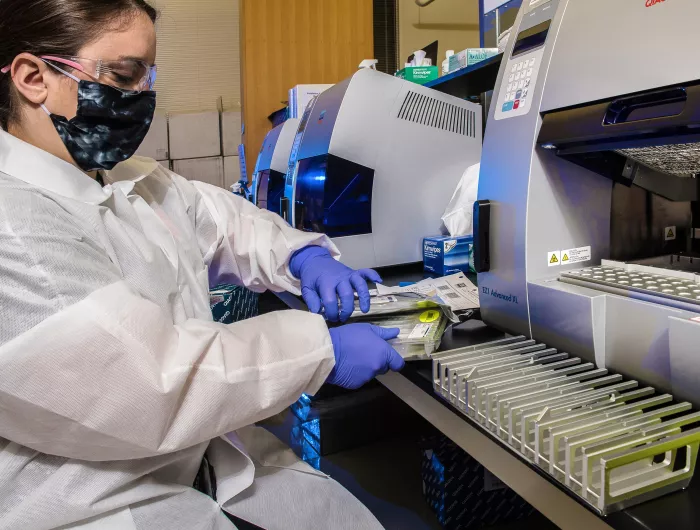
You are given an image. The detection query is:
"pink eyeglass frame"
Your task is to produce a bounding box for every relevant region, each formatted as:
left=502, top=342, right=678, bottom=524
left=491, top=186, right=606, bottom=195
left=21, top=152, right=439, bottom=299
left=2, top=56, right=82, bottom=75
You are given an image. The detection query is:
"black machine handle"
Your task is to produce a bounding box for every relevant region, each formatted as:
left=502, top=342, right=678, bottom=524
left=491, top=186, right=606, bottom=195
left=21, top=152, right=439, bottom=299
left=473, top=200, right=491, bottom=273
left=294, top=200, right=305, bottom=230
left=604, top=87, right=687, bottom=125
left=280, top=197, right=290, bottom=222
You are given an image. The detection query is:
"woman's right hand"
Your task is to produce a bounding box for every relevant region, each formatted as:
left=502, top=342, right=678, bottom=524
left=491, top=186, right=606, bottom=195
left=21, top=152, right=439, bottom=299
left=326, top=324, right=405, bottom=389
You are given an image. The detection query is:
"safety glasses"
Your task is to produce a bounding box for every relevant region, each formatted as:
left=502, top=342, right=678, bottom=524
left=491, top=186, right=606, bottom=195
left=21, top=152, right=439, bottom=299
left=1, top=55, right=157, bottom=93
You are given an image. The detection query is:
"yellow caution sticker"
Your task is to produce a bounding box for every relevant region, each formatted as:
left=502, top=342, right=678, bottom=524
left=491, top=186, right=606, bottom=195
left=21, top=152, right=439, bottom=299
left=562, top=253, right=569, bottom=263
left=665, top=226, right=676, bottom=241
left=548, top=250, right=561, bottom=267
left=420, top=310, right=440, bottom=323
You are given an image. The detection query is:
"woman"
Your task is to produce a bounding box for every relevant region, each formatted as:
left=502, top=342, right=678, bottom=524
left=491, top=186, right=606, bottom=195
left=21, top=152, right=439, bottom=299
left=0, top=1, right=405, bottom=528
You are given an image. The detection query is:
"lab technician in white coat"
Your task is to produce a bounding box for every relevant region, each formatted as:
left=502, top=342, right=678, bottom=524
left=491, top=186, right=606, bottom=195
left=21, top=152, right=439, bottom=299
left=0, top=1, right=405, bottom=529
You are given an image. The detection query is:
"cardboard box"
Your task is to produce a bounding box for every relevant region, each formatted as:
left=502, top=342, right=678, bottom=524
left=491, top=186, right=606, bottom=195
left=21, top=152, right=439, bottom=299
left=221, top=111, right=242, bottom=157
left=224, top=156, right=242, bottom=191
left=173, top=157, right=224, bottom=188
left=395, top=66, right=439, bottom=85
left=448, top=48, right=499, bottom=74
left=136, top=112, right=169, bottom=160
left=424, top=235, right=474, bottom=276
left=169, top=111, right=221, bottom=160
left=210, top=284, right=259, bottom=324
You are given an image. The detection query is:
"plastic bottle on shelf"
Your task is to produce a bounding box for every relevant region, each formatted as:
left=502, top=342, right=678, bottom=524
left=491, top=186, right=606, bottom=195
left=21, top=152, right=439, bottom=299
left=442, top=50, right=455, bottom=75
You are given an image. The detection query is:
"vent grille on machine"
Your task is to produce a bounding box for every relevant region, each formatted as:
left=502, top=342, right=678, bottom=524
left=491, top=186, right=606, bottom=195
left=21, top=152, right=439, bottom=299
left=397, top=91, right=476, bottom=137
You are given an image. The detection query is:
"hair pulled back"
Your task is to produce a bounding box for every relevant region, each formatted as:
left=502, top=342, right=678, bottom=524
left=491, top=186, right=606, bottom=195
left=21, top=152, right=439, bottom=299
left=0, top=0, right=157, bottom=130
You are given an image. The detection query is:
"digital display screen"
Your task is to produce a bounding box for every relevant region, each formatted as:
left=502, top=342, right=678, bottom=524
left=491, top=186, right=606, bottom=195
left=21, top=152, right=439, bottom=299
left=512, top=20, right=551, bottom=57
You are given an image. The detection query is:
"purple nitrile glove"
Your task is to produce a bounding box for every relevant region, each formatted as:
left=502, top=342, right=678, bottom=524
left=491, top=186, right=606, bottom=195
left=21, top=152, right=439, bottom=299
left=326, top=324, right=405, bottom=389
left=289, top=246, right=382, bottom=322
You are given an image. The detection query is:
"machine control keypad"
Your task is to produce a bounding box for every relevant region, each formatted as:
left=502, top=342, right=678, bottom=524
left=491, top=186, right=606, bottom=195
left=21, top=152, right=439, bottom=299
left=501, top=57, right=538, bottom=114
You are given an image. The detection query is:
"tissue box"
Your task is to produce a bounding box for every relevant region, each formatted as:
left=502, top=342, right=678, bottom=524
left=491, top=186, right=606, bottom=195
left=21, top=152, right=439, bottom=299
left=395, top=66, right=439, bottom=85
left=424, top=235, right=474, bottom=276
left=421, top=435, right=534, bottom=529
left=169, top=111, right=221, bottom=160
left=448, top=48, right=499, bottom=74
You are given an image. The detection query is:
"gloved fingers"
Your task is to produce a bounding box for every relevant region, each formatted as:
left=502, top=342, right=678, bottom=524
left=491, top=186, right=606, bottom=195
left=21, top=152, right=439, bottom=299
left=370, top=325, right=401, bottom=341
left=350, top=273, right=372, bottom=314
left=302, top=286, right=323, bottom=314
left=376, top=364, right=391, bottom=376
left=321, top=282, right=341, bottom=322
left=386, top=347, right=406, bottom=372
left=336, top=281, right=356, bottom=322
left=358, top=268, right=383, bottom=285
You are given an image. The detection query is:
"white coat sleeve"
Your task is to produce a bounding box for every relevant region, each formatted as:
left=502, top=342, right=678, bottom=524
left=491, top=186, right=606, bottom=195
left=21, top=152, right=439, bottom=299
left=174, top=174, right=339, bottom=294
left=0, top=187, right=335, bottom=462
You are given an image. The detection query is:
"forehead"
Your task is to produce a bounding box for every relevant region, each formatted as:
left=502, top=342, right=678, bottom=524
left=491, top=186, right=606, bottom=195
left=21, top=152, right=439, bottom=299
left=78, top=11, right=157, bottom=64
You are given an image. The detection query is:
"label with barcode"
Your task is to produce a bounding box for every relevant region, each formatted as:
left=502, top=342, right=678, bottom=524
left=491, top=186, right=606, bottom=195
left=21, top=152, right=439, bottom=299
left=408, top=323, right=432, bottom=340
left=456, top=283, right=468, bottom=288
left=438, top=285, right=451, bottom=291
left=445, top=292, right=460, bottom=299
left=372, top=296, right=398, bottom=305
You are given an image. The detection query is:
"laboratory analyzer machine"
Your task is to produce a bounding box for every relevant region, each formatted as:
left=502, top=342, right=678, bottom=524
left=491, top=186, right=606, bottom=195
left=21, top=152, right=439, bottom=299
left=283, top=68, right=483, bottom=270
left=252, top=118, right=299, bottom=215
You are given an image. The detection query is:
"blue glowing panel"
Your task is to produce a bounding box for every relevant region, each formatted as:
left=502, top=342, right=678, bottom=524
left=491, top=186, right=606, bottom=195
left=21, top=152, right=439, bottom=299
left=294, top=154, right=374, bottom=238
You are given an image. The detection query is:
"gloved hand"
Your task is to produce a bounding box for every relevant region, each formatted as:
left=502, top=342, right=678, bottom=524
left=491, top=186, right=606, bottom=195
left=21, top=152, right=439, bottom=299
left=289, top=246, right=382, bottom=322
left=326, top=324, right=405, bottom=389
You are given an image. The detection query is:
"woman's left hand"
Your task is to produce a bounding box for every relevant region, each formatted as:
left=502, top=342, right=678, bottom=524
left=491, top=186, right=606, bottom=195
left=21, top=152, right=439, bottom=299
left=289, top=246, right=382, bottom=322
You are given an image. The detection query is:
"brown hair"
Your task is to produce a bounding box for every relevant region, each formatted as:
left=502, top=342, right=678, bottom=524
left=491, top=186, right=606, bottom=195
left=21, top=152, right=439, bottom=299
left=0, top=0, right=158, bottom=130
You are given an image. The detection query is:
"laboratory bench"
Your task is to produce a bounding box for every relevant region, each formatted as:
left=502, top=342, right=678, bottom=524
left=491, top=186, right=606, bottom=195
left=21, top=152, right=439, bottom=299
left=259, top=262, right=700, bottom=529
left=373, top=264, right=700, bottom=530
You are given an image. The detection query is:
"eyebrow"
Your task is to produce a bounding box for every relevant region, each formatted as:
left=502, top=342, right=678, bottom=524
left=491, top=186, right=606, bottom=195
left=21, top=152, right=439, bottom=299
left=117, top=55, right=153, bottom=63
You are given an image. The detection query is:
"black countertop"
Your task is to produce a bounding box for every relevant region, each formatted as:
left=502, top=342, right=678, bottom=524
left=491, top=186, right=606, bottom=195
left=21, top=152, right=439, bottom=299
left=377, top=264, right=700, bottom=530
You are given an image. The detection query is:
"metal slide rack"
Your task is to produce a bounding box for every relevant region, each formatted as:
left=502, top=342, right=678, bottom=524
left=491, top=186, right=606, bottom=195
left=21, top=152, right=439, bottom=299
left=432, top=337, right=700, bottom=515
left=560, top=261, right=700, bottom=311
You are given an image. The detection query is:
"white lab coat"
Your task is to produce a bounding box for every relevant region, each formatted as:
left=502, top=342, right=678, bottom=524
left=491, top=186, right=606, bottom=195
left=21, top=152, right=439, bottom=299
left=0, top=130, right=383, bottom=530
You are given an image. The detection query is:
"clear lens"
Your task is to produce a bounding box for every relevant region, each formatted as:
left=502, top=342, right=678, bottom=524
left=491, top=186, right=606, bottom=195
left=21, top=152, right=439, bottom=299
left=41, top=56, right=157, bottom=93
left=145, top=65, right=157, bottom=91
left=101, top=60, right=155, bottom=92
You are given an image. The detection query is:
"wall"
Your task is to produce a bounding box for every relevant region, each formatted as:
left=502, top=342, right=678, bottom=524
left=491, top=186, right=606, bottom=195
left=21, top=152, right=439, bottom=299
left=149, top=0, right=241, bottom=113
left=241, top=0, right=374, bottom=179
left=399, top=0, right=480, bottom=69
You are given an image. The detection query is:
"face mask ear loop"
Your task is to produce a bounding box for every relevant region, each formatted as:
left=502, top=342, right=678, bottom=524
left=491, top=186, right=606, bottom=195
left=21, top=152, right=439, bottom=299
left=42, top=59, right=81, bottom=83
left=40, top=104, right=51, bottom=116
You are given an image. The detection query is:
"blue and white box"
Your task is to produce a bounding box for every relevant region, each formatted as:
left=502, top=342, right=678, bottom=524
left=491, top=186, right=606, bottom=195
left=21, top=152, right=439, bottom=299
left=423, top=235, right=474, bottom=276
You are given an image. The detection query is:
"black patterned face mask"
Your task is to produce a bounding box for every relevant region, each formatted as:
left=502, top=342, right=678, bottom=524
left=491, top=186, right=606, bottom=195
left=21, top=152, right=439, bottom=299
left=42, top=80, right=156, bottom=172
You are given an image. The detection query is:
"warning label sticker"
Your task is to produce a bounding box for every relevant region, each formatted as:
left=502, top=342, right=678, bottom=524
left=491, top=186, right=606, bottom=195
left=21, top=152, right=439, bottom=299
left=665, top=226, right=677, bottom=241
left=560, top=246, right=592, bottom=265
left=548, top=251, right=561, bottom=267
